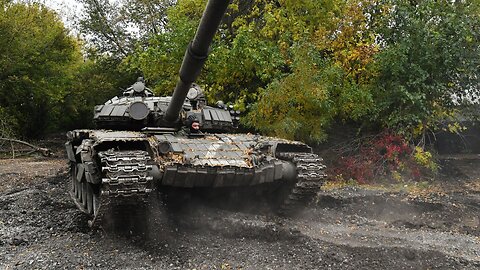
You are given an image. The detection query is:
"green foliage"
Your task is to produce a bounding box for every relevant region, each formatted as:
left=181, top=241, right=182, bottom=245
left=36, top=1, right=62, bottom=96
left=128, top=0, right=376, bottom=141
left=2, top=0, right=479, bottom=143
left=241, top=0, right=377, bottom=141
left=79, top=0, right=133, bottom=57
left=205, top=0, right=342, bottom=110
left=120, top=0, right=174, bottom=35
left=370, top=0, right=480, bottom=134
left=0, top=1, right=81, bottom=138
left=205, top=25, right=285, bottom=110
left=243, top=0, right=479, bottom=141
left=125, top=0, right=201, bottom=95
left=244, top=45, right=337, bottom=142
left=79, top=0, right=175, bottom=58
left=413, top=146, right=437, bottom=172
left=59, top=54, right=138, bottom=130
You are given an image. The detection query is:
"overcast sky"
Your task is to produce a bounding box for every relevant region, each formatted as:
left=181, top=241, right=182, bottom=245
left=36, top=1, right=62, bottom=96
left=43, top=0, right=83, bottom=29
left=45, top=0, right=81, bottom=14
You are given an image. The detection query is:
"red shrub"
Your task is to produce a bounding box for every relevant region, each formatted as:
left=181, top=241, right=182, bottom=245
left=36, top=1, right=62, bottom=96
left=328, top=132, right=422, bottom=183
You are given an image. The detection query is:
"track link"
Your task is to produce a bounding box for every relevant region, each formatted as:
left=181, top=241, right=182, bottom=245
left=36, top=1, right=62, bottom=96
left=277, top=152, right=327, bottom=214
left=70, top=150, right=153, bottom=227
left=93, top=150, right=153, bottom=226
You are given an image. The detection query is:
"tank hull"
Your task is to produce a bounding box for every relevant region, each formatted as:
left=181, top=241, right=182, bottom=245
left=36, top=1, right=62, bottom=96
left=66, top=129, right=326, bottom=225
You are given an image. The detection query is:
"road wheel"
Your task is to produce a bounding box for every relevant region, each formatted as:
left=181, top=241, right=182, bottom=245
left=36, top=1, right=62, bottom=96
left=86, top=183, right=94, bottom=215
left=81, top=181, right=88, bottom=208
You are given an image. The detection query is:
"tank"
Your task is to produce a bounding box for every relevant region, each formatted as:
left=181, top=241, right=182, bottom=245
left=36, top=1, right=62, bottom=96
left=65, top=0, right=326, bottom=226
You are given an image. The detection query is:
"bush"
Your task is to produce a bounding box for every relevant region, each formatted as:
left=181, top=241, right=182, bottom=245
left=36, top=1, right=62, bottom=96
left=328, top=132, right=437, bottom=184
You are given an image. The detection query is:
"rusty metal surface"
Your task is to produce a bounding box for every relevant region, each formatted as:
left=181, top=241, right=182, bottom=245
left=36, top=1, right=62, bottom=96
left=89, top=130, right=147, bottom=141
left=69, top=129, right=148, bottom=143
left=70, top=130, right=308, bottom=171
left=153, top=133, right=306, bottom=169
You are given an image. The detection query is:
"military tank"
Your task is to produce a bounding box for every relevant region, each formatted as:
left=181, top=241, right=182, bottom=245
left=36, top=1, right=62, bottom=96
left=65, top=0, right=326, bottom=226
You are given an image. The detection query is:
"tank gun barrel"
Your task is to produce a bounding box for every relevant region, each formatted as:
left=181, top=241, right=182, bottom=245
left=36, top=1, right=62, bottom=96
left=164, top=0, right=230, bottom=123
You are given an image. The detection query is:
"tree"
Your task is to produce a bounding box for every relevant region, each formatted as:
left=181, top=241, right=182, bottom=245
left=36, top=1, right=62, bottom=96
left=120, top=0, right=174, bottom=35
left=59, top=54, right=139, bottom=130
left=241, top=0, right=378, bottom=142
left=0, top=1, right=82, bottom=138
left=127, top=0, right=379, bottom=141
left=125, top=0, right=202, bottom=94
left=369, top=0, right=480, bottom=136
left=78, top=0, right=174, bottom=58
left=79, top=0, right=134, bottom=57
left=239, top=0, right=480, bottom=141
left=94, top=0, right=480, bottom=143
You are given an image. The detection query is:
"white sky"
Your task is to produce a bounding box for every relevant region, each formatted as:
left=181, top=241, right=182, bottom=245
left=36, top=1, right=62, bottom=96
left=44, top=0, right=82, bottom=14
left=43, top=0, right=83, bottom=30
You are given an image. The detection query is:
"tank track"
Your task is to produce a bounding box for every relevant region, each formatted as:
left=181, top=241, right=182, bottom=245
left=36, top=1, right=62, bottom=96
left=71, top=150, right=153, bottom=227
left=277, top=152, right=327, bottom=214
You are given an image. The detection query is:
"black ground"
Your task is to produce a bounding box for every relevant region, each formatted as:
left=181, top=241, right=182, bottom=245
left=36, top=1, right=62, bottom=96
left=0, top=154, right=479, bottom=269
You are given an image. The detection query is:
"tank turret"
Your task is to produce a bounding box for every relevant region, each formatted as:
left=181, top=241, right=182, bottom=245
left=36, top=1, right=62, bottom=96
left=92, top=0, right=234, bottom=132
left=93, top=80, right=236, bottom=132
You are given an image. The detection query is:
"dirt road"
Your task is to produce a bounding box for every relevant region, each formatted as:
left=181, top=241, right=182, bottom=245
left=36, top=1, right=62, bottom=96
left=0, top=156, right=479, bottom=269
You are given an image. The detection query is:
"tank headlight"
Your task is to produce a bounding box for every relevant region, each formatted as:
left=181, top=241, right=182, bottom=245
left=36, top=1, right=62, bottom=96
left=158, top=141, right=172, bottom=154
left=129, top=101, right=149, bottom=120
left=187, top=87, right=199, bottom=100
